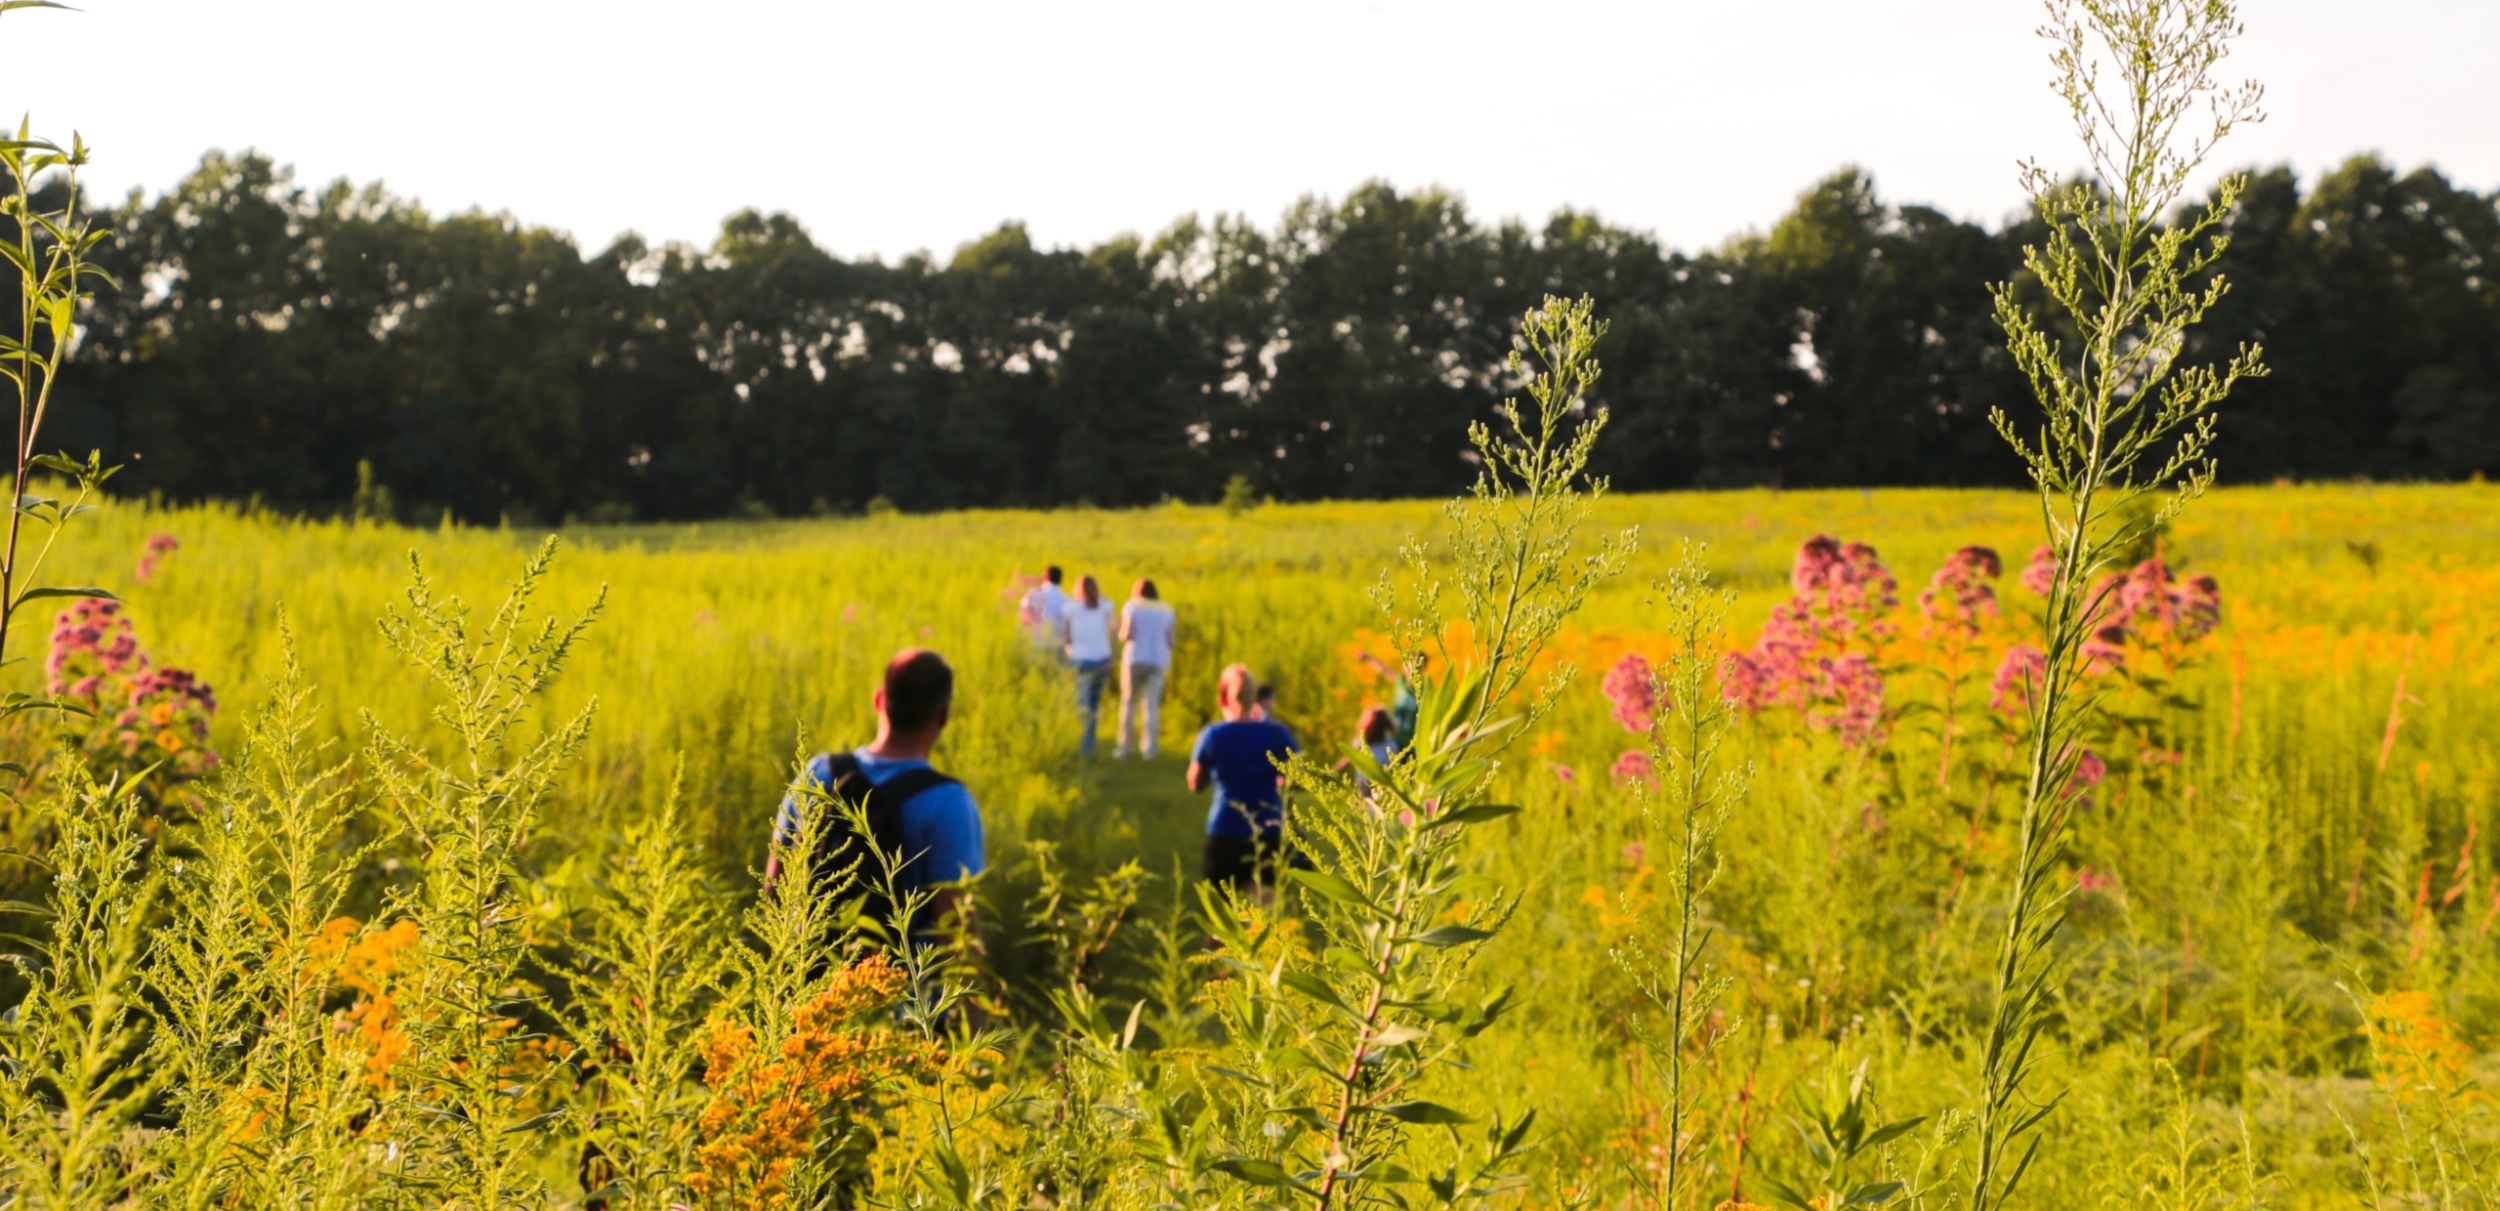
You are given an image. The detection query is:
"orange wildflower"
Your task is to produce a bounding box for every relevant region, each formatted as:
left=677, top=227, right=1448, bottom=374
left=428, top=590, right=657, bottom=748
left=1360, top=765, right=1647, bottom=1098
left=306, top=917, right=422, bottom=1086
left=688, top=955, right=941, bottom=1211
left=2366, top=990, right=2484, bottom=1105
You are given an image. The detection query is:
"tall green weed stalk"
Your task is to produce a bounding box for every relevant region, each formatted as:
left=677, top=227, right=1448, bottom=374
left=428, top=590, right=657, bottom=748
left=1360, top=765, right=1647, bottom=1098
left=1185, top=294, right=1636, bottom=1205
left=1, top=0, right=120, bottom=715
left=1973, top=2, right=2265, bottom=1207
left=1610, top=545, right=1745, bottom=1210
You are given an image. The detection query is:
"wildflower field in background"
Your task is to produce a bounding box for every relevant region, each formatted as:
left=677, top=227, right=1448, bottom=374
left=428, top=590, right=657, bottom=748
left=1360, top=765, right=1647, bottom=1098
left=6, top=480, right=2496, bottom=1204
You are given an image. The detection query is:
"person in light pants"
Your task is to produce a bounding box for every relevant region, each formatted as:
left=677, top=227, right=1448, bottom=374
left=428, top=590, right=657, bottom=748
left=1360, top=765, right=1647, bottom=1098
left=1116, top=578, right=1176, bottom=759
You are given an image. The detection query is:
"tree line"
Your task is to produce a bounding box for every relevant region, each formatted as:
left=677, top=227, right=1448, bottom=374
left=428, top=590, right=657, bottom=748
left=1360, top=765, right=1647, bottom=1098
left=35, top=150, right=2500, bottom=521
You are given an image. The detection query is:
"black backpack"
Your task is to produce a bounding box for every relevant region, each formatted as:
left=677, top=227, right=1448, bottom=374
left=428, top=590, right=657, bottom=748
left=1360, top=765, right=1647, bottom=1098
left=800, top=751, right=959, bottom=930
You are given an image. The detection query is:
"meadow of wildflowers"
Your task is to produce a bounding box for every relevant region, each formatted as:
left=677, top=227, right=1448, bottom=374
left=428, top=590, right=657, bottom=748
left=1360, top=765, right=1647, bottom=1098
left=0, top=478, right=2489, bottom=1206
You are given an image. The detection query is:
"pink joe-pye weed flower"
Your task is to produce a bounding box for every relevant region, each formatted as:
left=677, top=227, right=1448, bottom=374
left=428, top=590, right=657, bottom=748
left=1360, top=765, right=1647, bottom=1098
left=1719, top=650, right=1770, bottom=711
left=1808, top=654, right=1888, bottom=747
left=1919, top=545, right=2002, bottom=633
left=1610, top=749, right=1657, bottom=787
left=2064, top=749, right=2107, bottom=799
left=1990, top=643, right=2046, bottom=714
left=135, top=534, right=180, bottom=582
left=2082, top=623, right=2130, bottom=672
left=2020, top=545, right=2058, bottom=596
left=1601, top=653, right=1660, bottom=732
left=1724, top=535, right=1899, bottom=746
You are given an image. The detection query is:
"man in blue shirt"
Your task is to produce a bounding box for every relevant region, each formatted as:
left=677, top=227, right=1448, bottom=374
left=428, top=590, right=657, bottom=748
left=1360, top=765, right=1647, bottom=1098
left=1188, top=663, right=1299, bottom=891
left=768, top=649, right=985, bottom=933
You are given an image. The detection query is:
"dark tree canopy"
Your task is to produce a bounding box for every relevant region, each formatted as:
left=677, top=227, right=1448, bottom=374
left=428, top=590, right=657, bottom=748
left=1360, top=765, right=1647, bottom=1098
left=43, top=151, right=2500, bottom=522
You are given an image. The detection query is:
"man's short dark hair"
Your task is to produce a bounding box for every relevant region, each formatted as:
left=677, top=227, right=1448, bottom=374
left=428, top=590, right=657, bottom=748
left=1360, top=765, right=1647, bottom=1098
left=883, top=649, right=954, bottom=733
left=1045, top=565, right=1063, bottom=584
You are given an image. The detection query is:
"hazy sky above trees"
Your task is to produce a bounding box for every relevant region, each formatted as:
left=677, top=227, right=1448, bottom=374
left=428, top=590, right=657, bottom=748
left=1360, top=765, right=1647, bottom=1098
left=20, top=0, right=2497, bottom=259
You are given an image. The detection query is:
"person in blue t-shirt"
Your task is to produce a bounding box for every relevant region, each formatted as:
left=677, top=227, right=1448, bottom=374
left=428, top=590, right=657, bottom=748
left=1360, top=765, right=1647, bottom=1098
left=1187, top=663, right=1300, bottom=890
left=767, top=649, right=985, bottom=934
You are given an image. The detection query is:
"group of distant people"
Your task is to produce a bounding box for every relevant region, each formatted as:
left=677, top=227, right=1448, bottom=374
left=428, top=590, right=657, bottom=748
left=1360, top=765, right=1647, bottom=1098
left=1016, top=566, right=1175, bottom=759
left=1014, top=565, right=1306, bottom=885
left=768, top=568, right=1412, bottom=937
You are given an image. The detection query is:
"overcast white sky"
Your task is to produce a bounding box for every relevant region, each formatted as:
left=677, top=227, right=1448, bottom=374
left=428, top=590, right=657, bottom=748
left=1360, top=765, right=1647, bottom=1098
left=9, top=0, right=2495, bottom=261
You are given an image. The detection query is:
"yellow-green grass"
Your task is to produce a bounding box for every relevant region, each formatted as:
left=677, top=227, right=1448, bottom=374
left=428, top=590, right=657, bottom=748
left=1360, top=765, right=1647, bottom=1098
left=17, top=482, right=2500, bottom=1202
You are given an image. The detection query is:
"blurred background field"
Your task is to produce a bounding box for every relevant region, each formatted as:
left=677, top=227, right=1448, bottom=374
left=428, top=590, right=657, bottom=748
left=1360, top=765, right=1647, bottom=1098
left=18, top=479, right=2500, bottom=1202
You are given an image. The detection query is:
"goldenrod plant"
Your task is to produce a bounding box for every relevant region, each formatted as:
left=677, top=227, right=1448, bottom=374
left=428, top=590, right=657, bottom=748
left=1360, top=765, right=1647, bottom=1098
left=143, top=624, right=380, bottom=1210
left=364, top=538, right=604, bottom=1206
left=560, top=760, right=726, bottom=1210
left=0, top=763, right=160, bottom=1211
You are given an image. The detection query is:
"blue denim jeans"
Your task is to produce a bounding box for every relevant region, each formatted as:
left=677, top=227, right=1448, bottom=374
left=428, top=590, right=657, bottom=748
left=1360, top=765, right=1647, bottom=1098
left=1073, top=658, right=1112, bottom=756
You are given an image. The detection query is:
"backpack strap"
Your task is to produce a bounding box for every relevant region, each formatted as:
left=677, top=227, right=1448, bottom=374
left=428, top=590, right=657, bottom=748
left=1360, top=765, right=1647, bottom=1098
left=814, top=754, right=958, bottom=876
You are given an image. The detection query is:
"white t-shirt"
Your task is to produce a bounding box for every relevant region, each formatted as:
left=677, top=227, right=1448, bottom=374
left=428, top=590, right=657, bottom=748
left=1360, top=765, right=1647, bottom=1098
left=1065, top=600, right=1115, bottom=663
left=1022, top=582, right=1068, bottom=633
left=1122, top=599, right=1176, bottom=667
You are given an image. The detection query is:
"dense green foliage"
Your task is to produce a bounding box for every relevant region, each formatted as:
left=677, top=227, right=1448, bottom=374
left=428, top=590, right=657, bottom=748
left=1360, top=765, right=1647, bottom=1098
left=5, top=481, right=2497, bottom=1207
left=31, top=151, right=2499, bottom=522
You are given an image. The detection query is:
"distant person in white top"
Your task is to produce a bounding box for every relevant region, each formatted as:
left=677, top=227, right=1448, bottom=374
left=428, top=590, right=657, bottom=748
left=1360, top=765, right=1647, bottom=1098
left=1019, top=566, right=1069, bottom=651
left=1062, top=575, right=1117, bottom=757
left=1115, top=578, right=1177, bottom=759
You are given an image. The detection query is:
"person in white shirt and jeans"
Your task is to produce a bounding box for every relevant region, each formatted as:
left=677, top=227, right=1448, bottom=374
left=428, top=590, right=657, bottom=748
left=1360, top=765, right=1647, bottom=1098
left=1062, top=575, right=1117, bottom=757
left=1115, top=579, right=1176, bottom=758
left=1019, top=565, right=1069, bottom=651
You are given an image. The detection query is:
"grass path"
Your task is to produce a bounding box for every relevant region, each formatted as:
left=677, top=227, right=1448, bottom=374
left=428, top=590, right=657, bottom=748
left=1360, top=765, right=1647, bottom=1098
left=1043, top=751, right=1209, bottom=888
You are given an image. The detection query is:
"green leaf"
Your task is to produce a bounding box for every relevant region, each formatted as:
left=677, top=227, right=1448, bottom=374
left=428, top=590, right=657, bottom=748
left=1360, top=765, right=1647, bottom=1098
left=1203, top=1065, right=1270, bottom=1089
left=1344, top=742, right=1396, bottom=788
left=1373, top=1099, right=1473, bottom=1125
left=1276, top=968, right=1354, bottom=1015
left=500, top=1109, right=563, bottom=1134
left=1497, top=1109, right=1537, bottom=1153
left=1409, top=924, right=1494, bottom=948
left=1, top=696, right=88, bottom=720
left=1268, top=1045, right=1330, bottom=1073
left=1210, top=1157, right=1311, bottom=1192
left=1424, top=802, right=1520, bottom=830
left=1286, top=867, right=1378, bottom=911
left=1368, top=1021, right=1428, bottom=1048
left=1859, top=1116, right=1926, bottom=1151
left=15, top=586, right=117, bottom=605
left=1386, top=997, right=1462, bottom=1023
left=1757, top=1176, right=1819, bottom=1211
left=1845, top=1182, right=1906, bottom=1206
